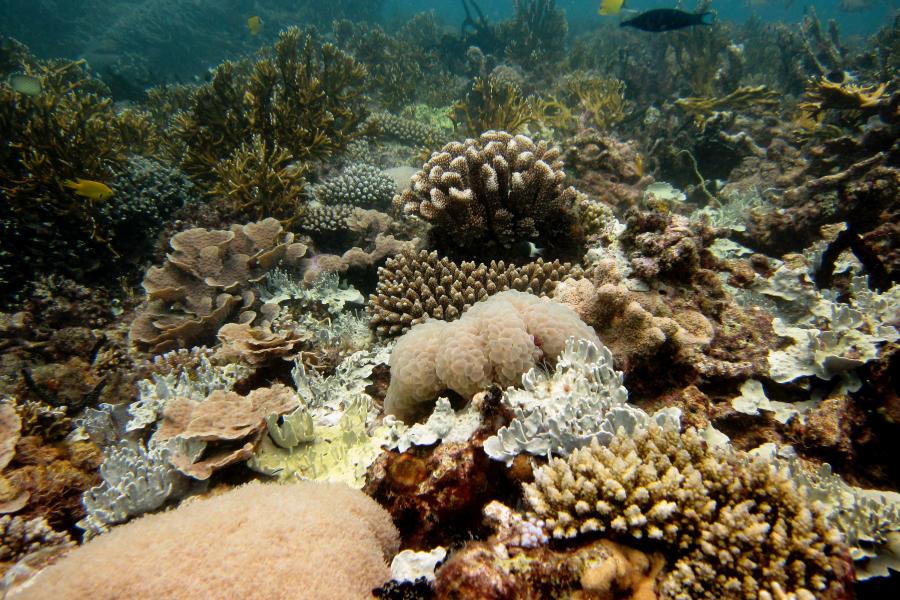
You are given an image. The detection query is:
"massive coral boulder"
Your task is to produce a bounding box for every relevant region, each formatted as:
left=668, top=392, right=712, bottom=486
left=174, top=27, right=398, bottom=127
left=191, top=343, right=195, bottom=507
left=384, top=290, right=600, bottom=422
left=394, top=131, right=584, bottom=262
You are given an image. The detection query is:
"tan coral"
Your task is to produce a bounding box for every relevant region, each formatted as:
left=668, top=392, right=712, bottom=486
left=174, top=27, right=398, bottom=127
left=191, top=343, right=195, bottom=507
left=524, top=426, right=851, bottom=599
left=215, top=321, right=309, bottom=365
left=130, top=218, right=307, bottom=353
left=368, top=250, right=584, bottom=337
left=155, top=384, right=299, bottom=479
left=384, top=290, right=600, bottom=422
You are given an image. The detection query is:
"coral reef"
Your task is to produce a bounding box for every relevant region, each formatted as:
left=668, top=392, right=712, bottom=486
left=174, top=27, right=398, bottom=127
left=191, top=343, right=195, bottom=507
left=525, top=426, right=852, bottom=599
left=394, top=131, right=582, bottom=262
left=8, top=481, right=399, bottom=600
left=384, top=290, right=599, bottom=422
left=367, top=250, right=584, bottom=336
left=451, top=77, right=535, bottom=137
left=129, top=218, right=307, bottom=353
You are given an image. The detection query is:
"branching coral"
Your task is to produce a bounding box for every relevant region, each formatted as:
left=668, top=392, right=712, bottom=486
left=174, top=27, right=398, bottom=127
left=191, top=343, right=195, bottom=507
left=367, top=250, right=584, bottom=336
left=210, top=134, right=306, bottom=224
left=558, top=71, right=628, bottom=132
left=173, top=27, right=367, bottom=184
left=394, top=131, right=582, bottom=261
left=799, top=76, right=889, bottom=119
left=312, top=163, right=395, bottom=210
left=501, top=0, right=568, bottom=72
left=525, top=426, right=852, bottom=599
left=0, top=46, right=160, bottom=295
left=675, top=84, right=781, bottom=130
left=451, top=77, right=536, bottom=137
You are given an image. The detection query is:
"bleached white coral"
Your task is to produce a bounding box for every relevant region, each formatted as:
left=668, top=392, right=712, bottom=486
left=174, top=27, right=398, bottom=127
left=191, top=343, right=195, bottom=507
left=752, top=443, right=900, bottom=580
left=384, top=397, right=482, bottom=453
left=390, top=547, right=447, bottom=583
left=259, top=269, right=363, bottom=315
left=78, top=442, right=189, bottom=538
left=248, top=345, right=392, bottom=488
left=484, top=337, right=680, bottom=465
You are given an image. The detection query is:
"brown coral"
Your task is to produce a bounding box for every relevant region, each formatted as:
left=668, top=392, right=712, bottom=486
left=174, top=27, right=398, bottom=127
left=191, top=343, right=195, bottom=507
left=524, top=426, right=852, bottom=599
left=367, top=250, right=584, bottom=337
left=155, top=383, right=299, bottom=480
left=129, top=218, right=307, bottom=354
left=394, top=131, right=583, bottom=262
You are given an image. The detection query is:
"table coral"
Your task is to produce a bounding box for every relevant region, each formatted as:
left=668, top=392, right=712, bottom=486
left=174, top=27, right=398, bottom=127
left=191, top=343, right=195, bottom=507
left=394, top=131, right=583, bottom=262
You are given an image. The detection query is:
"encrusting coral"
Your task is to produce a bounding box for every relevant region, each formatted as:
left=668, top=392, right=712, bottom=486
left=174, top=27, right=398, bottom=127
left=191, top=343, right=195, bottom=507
left=129, top=218, right=307, bottom=354
left=367, top=250, right=584, bottom=336
left=394, top=131, right=583, bottom=261
left=524, top=425, right=852, bottom=599
left=384, top=290, right=600, bottom=422
left=7, top=481, right=399, bottom=600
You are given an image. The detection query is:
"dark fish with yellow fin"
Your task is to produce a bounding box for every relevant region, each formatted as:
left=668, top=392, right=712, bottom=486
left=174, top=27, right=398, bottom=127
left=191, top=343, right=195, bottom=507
left=247, top=15, right=262, bottom=36
left=63, top=178, right=114, bottom=201
left=598, top=0, right=625, bottom=16
left=621, top=9, right=713, bottom=32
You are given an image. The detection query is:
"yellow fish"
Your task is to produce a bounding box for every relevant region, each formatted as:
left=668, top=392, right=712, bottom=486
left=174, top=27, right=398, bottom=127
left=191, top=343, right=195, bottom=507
left=63, top=178, right=114, bottom=201
left=7, top=73, right=42, bottom=96
left=599, top=0, right=625, bottom=15
left=247, top=16, right=262, bottom=36
left=634, top=153, right=644, bottom=178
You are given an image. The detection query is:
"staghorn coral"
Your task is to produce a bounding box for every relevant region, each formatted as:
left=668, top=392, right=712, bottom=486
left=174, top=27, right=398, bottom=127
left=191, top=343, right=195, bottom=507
left=0, top=46, right=161, bottom=297
left=312, top=163, right=396, bottom=210
left=367, top=250, right=584, bottom=337
left=9, top=481, right=399, bottom=600
left=451, top=77, right=536, bottom=137
left=209, top=134, right=306, bottom=224
left=558, top=71, right=628, bottom=132
left=384, top=290, right=600, bottom=423
left=394, top=131, right=582, bottom=261
left=675, top=85, right=780, bottom=131
left=129, top=218, right=307, bottom=354
left=172, top=26, right=367, bottom=182
left=799, top=76, right=890, bottom=119
left=502, top=0, right=568, bottom=73
left=524, top=426, right=852, bottom=599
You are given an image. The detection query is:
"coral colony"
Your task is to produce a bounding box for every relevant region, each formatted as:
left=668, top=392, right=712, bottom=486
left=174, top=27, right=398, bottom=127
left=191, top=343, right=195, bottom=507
left=0, top=0, right=899, bottom=598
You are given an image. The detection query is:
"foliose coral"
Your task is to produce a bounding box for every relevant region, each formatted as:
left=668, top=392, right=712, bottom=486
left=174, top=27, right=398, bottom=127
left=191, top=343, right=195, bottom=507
left=384, top=290, right=600, bottom=422
left=367, top=250, right=584, bottom=336
left=312, top=163, right=396, bottom=210
left=484, top=338, right=680, bottom=465
left=129, top=218, right=307, bottom=353
left=394, top=131, right=582, bottom=261
left=524, top=426, right=852, bottom=599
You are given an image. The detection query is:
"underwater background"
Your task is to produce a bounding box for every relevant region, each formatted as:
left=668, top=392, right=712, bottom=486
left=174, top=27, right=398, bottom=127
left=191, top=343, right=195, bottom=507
left=0, top=0, right=898, bottom=598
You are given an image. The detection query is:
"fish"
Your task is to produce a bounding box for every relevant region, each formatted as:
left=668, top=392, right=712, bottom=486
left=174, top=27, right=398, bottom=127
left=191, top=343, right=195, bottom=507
left=247, top=15, right=262, bottom=36
left=6, top=73, right=42, bottom=96
left=526, top=242, right=543, bottom=258
left=634, top=153, right=644, bottom=178
left=620, top=9, right=713, bottom=32
left=598, top=0, right=625, bottom=16
left=63, top=178, right=114, bottom=201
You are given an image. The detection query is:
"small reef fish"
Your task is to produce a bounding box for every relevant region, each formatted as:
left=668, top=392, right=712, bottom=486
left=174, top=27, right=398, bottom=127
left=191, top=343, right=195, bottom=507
left=621, top=9, right=713, bottom=32
left=63, top=178, right=114, bottom=201
left=6, top=73, right=42, bottom=96
left=598, top=0, right=625, bottom=16
left=526, top=242, right=543, bottom=258
left=247, top=16, right=263, bottom=36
